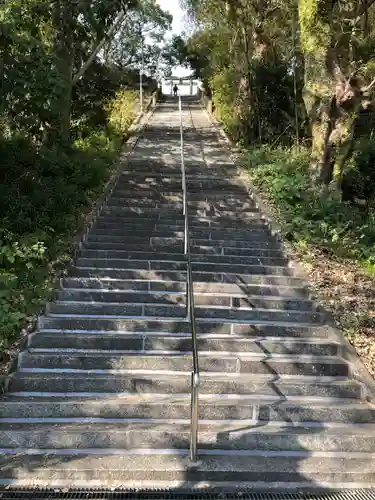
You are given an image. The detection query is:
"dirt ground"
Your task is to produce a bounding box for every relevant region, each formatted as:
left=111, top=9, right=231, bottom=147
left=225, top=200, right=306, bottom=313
left=293, top=246, right=375, bottom=378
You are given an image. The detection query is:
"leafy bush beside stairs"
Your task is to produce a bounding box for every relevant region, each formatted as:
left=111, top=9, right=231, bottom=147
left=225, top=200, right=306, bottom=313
left=0, top=90, right=138, bottom=353
left=245, top=146, right=375, bottom=270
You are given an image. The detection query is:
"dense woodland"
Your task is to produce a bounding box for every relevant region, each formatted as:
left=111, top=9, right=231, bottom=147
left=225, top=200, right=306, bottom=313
left=0, top=0, right=173, bottom=351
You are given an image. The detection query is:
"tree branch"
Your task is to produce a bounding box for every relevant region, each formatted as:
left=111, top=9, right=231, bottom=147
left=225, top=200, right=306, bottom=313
left=72, top=9, right=126, bottom=85
left=357, top=0, right=375, bottom=16
left=361, top=77, right=375, bottom=93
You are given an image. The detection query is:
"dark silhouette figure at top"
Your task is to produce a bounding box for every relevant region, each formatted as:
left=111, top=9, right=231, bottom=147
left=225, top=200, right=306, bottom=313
left=173, top=84, right=179, bottom=97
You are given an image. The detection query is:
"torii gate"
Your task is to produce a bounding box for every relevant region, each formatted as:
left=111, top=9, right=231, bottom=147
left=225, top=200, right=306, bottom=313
left=161, top=77, right=199, bottom=96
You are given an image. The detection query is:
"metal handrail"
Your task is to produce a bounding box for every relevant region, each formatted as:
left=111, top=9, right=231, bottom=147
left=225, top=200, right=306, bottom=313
left=178, top=95, right=200, bottom=463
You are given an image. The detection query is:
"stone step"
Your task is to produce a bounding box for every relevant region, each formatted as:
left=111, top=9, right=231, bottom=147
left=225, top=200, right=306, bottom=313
left=107, top=195, right=257, bottom=208
left=18, top=351, right=348, bottom=377
left=71, top=267, right=303, bottom=287
left=84, top=236, right=281, bottom=251
left=1, top=395, right=373, bottom=423
left=81, top=242, right=285, bottom=258
left=93, top=220, right=267, bottom=231
left=61, top=279, right=307, bottom=297
left=77, top=250, right=287, bottom=267
left=101, top=206, right=259, bottom=217
left=74, top=259, right=291, bottom=277
left=97, top=213, right=265, bottom=224
left=56, top=289, right=314, bottom=311
left=71, top=268, right=304, bottom=287
left=121, top=167, right=238, bottom=176
left=118, top=171, right=240, bottom=180
left=2, top=421, right=375, bottom=452
left=88, top=228, right=274, bottom=241
left=46, top=301, right=323, bottom=324
left=28, top=333, right=339, bottom=356
left=1, top=451, right=375, bottom=487
left=7, top=372, right=362, bottom=399
left=113, top=183, right=247, bottom=195
left=38, top=316, right=332, bottom=338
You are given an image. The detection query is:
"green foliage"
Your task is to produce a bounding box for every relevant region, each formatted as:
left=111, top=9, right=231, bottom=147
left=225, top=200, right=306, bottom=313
left=0, top=0, right=169, bottom=352
left=0, top=123, right=127, bottom=349
left=184, top=0, right=304, bottom=145
left=0, top=230, right=48, bottom=348
left=247, top=146, right=375, bottom=264
left=210, top=70, right=245, bottom=141
left=107, top=90, right=138, bottom=136
left=343, top=139, right=375, bottom=201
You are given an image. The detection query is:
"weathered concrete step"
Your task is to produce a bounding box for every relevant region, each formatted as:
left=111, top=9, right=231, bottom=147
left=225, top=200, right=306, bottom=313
left=3, top=422, right=375, bottom=452
left=107, top=196, right=257, bottom=209
left=38, top=316, right=333, bottom=338
left=97, top=213, right=264, bottom=225
left=80, top=241, right=285, bottom=257
left=118, top=171, right=240, bottom=180
left=46, top=301, right=322, bottom=324
left=28, top=333, right=339, bottom=357
left=121, top=167, right=238, bottom=177
left=71, top=268, right=304, bottom=287
left=110, top=187, right=251, bottom=197
left=75, top=257, right=186, bottom=272
left=18, top=352, right=348, bottom=377
left=1, top=396, right=373, bottom=423
left=46, top=301, right=185, bottom=319
left=101, top=206, right=184, bottom=217
left=2, top=451, right=375, bottom=486
left=101, top=206, right=260, bottom=217
left=78, top=250, right=287, bottom=267
left=114, top=183, right=248, bottom=195
left=56, top=289, right=314, bottom=312
left=88, top=228, right=275, bottom=242
left=93, top=220, right=267, bottom=231
left=7, top=373, right=362, bottom=399
left=99, top=209, right=261, bottom=221
left=85, top=236, right=281, bottom=251
left=74, top=259, right=291, bottom=277
left=108, top=193, right=182, bottom=202
left=62, top=278, right=308, bottom=298
left=61, top=277, right=181, bottom=292
left=104, top=194, right=254, bottom=206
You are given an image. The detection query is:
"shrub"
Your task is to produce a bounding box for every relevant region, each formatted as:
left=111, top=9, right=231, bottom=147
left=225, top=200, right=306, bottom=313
left=107, top=90, right=138, bottom=137
left=0, top=96, right=128, bottom=350
left=246, top=145, right=375, bottom=263
left=342, top=139, right=375, bottom=202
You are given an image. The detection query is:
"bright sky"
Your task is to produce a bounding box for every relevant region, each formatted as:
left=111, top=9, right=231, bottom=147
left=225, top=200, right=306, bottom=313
left=156, top=0, right=191, bottom=77
left=157, top=0, right=185, bottom=36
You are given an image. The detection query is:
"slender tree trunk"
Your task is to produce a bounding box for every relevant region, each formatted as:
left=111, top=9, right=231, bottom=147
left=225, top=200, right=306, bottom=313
left=49, top=0, right=77, bottom=146
left=299, top=0, right=366, bottom=195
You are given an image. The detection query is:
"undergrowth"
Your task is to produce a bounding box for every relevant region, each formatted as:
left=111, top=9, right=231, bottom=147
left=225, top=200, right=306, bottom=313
left=0, top=90, right=138, bottom=353
left=246, top=145, right=375, bottom=270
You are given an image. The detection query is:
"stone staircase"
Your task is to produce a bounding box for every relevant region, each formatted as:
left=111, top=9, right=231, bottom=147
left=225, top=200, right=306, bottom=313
left=1, top=98, right=375, bottom=489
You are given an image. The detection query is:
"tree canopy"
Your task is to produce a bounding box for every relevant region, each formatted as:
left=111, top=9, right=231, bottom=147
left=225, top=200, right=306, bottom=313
left=180, top=0, right=375, bottom=197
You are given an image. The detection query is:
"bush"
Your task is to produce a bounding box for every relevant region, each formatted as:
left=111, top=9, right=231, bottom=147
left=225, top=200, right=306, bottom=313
left=211, top=69, right=249, bottom=143
left=246, top=146, right=375, bottom=263
left=342, top=139, right=375, bottom=202
left=0, top=90, right=133, bottom=350
left=107, top=90, right=138, bottom=137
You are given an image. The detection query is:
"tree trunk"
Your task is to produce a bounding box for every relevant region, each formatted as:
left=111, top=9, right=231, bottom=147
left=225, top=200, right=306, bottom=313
left=299, top=0, right=334, bottom=172
left=299, top=0, right=362, bottom=195
left=49, top=0, right=77, bottom=146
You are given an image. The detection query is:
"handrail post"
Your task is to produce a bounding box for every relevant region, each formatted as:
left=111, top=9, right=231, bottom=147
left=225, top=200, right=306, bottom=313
left=190, top=371, right=200, bottom=462
left=178, top=94, right=200, bottom=463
